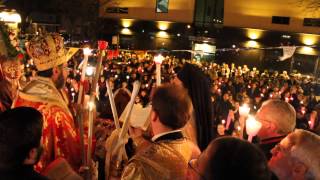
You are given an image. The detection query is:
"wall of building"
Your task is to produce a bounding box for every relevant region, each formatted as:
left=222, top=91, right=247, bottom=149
left=99, top=0, right=195, bottom=23
left=224, top=0, right=320, bottom=34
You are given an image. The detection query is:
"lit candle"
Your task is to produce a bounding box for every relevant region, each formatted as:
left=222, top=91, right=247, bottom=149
left=77, top=47, right=91, bottom=105
left=239, top=104, right=250, bottom=117
left=221, top=119, right=226, bottom=125
left=246, top=115, right=262, bottom=142
left=154, top=54, right=164, bottom=86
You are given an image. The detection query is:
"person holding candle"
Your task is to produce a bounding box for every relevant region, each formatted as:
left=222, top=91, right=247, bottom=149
left=255, top=99, right=296, bottom=160
left=12, top=33, right=81, bottom=172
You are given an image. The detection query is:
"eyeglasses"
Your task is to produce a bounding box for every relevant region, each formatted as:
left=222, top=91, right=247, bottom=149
left=188, top=159, right=206, bottom=180
left=271, top=143, right=289, bottom=156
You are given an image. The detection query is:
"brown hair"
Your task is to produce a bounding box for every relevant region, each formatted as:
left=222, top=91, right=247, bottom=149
left=151, top=84, right=192, bottom=129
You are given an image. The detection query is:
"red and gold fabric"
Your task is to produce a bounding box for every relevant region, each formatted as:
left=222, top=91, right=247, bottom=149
left=12, top=77, right=81, bottom=172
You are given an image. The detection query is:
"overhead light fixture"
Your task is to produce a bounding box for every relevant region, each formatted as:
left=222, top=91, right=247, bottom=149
left=121, top=19, right=134, bottom=28
left=158, top=21, right=170, bottom=31
left=247, top=28, right=264, bottom=40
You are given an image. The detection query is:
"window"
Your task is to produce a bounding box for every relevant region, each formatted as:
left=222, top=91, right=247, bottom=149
left=106, top=7, right=128, bottom=14
left=304, top=18, right=320, bottom=27
left=272, top=16, right=290, bottom=25
left=156, top=0, right=169, bottom=13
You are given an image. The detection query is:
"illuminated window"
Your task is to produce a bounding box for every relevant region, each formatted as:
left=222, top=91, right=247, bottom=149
left=156, top=0, right=169, bottom=13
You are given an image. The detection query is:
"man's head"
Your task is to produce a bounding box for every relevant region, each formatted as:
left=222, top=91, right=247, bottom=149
left=188, top=137, right=271, bottom=180
left=256, top=99, right=296, bottom=139
left=150, top=84, right=192, bottom=133
left=269, top=129, right=320, bottom=180
left=27, top=33, right=69, bottom=89
left=0, top=107, right=43, bottom=169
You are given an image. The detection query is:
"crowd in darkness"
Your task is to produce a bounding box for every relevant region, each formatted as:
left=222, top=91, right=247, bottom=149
left=2, top=46, right=320, bottom=179
left=41, top=52, right=320, bottom=137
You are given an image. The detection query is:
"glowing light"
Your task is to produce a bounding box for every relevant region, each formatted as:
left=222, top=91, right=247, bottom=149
left=121, top=19, right=133, bottom=28
left=221, top=120, right=226, bottom=124
left=239, top=104, right=250, bottom=117
left=121, top=28, right=132, bottom=35
left=157, top=31, right=169, bottom=38
left=115, top=74, right=118, bottom=78
left=246, top=115, right=262, bottom=136
left=300, top=47, right=315, bottom=55
left=0, top=11, right=21, bottom=23
left=88, top=101, right=95, bottom=111
left=302, top=34, right=317, bottom=46
left=154, top=54, right=164, bottom=64
left=245, top=40, right=259, bottom=48
left=86, top=66, right=94, bottom=76
left=126, top=75, right=130, bottom=80
left=83, top=47, right=92, bottom=56
left=187, top=25, right=191, bottom=29
left=158, top=21, right=170, bottom=31
left=247, top=29, right=264, bottom=40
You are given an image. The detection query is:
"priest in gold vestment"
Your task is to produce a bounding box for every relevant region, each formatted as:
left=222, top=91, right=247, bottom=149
left=121, top=84, right=200, bottom=180
left=12, top=34, right=81, bottom=172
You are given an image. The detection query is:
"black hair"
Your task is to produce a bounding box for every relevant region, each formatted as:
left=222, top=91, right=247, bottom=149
left=0, top=107, right=43, bottom=170
left=204, top=137, right=271, bottom=180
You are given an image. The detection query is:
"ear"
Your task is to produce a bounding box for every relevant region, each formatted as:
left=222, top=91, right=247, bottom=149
left=151, top=110, right=158, bottom=122
left=23, top=148, right=37, bottom=165
left=292, top=161, right=308, bottom=178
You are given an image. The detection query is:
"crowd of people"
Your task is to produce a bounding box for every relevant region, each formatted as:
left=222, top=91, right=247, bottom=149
left=0, top=32, right=320, bottom=180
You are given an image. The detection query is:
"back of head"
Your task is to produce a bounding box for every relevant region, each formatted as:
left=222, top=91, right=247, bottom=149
left=152, top=83, right=192, bottom=129
left=177, top=63, right=213, bottom=150
left=0, top=107, right=43, bottom=169
left=285, top=129, right=320, bottom=179
left=205, top=137, right=271, bottom=180
left=260, top=99, right=296, bottom=134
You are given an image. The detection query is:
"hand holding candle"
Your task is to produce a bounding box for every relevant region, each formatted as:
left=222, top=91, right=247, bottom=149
left=246, top=115, right=262, bottom=142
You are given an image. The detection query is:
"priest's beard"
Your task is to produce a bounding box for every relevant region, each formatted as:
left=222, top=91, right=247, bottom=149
left=54, top=71, right=66, bottom=90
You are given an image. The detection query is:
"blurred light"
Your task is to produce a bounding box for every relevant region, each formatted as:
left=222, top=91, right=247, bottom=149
left=86, top=66, right=94, bottom=76
left=157, top=31, right=169, bottom=38
left=158, top=21, right=170, bottom=30
left=154, top=54, right=164, bottom=64
left=247, top=28, right=264, bottom=40
left=187, top=24, right=191, bottom=29
left=177, top=33, right=181, bottom=37
left=300, top=46, right=315, bottom=55
left=126, top=75, right=130, bottom=80
left=245, top=40, right=260, bottom=48
left=0, top=11, right=21, bottom=23
left=301, top=34, right=317, bottom=46
left=83, top=47, right=92, bottom=56
left=232, top=44, right=236, bottom=48
left=282, top=35, right=291, bottom=39
left=121, top=19, right=133, bottom=28
left=121, top=28, right=132, bottom=35
left=88, top=101, right=95, bottom=111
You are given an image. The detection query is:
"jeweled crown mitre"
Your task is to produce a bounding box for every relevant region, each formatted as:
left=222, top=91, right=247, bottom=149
left=27, top=33, right=67, bottom=71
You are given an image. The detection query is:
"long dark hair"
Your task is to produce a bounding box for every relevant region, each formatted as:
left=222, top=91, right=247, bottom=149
left=177, top=63, right=213, bottom=150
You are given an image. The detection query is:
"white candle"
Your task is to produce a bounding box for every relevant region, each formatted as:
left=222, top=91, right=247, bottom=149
left=154, top=55, right=164, bottom=86
left=246, top=115, right=262, bottom=142
left=77, top=47, right=91, bottom=105
left=239, top=104, right=250, bottom=117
